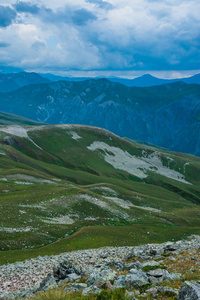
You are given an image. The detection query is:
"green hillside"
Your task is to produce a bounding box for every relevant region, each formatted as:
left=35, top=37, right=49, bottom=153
left=0, top=111, right=44, bottom=126
left=0, top=124, right=200, bottom=264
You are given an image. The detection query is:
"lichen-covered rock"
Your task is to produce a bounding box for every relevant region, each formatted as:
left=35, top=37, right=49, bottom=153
left=53, top=261, right=83, bottom=281
left=112, top=261, right=126, bottom=271
left=157, top=286, right=179, bottom=296
left=146, top=268, right=167, bottom=278
left=142, top=260, right=160, bottom=269
left=145, top=287, right=157, bottom=295
left=164, top=242, right=178, bottom=252
left=163, top=271, right=182, bottom=282
left=66, top=273, right=81, bottom=282
left=146, top=268, right=181, bottom=282
left=82, top=285, right=101, bottom=295
left=86, top=267, right=117, bottom=285
left=38, top=273, right=57, bottom=291
left=113, top=275, right=126, bottom=288
left=65, top=283, right=87, bottom=292
left=1, top=236, right=200, bottom=299
left=178, top=281, right=200, bottom=300
left=125, top=270, right=150, bottom=288
left=126, top=261, right=142, bottom=270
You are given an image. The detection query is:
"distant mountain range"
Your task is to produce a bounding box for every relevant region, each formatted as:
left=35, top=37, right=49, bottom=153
left=0, top=72, right=50, bottom=92
left=1, top=79, right=200, bottom=156
left=108, top=73, right=200, bottom=87
left=0, top=65, right=24, bottom=73
left=40, top=73, right=91, bottom=83
left=0, top=70, right=200, bottom=93
left=41, top=72, right=200, bottom=87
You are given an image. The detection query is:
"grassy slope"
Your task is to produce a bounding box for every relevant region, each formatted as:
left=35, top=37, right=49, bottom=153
left=0, top=124, right=200, bottom=264
left=0, top=111, right=44, bottom=126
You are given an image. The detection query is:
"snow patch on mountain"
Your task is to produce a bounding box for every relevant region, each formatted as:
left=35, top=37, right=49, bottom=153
left=70, top=131, right=82, bottom=140
left=87, top=141, right=191, bottom=184
left=0, top=126, right=43, bottom=150
left=0, top=126, right=28, bottom=138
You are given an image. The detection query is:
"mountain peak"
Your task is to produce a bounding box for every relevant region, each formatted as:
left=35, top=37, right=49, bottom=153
left=140, top=73, right=156, bottom=78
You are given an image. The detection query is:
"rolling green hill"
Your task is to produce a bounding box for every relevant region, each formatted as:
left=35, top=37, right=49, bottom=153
left=0, top=124, right=200, bottom=264
left=0, top=111, right=44, bottom=126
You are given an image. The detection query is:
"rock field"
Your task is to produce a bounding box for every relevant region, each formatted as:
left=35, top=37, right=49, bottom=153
left=0, top=235, right=200, bottom=299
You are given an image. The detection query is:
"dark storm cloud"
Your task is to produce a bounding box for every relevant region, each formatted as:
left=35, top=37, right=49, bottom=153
left=0, top=6, right=17, bottom=27
left=40, top=6, right=97, bottom=26
left=13, top=1, right=40, bottom=14
left=72, top=8, right=97, bottom=26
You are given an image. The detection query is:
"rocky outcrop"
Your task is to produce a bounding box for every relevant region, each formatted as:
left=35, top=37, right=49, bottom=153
left=0, top=235, right=200, bottom=299
left=178, top=281, right=200, bottom=300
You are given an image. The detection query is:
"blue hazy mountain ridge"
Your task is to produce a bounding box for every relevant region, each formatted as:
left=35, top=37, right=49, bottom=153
left=39, top=73, right=91, bottom=83
left=0, top=72, right=50, bottom=92
left=40, top=72, right=200, bottom=87
left=0, top=71, right=199, bottom=91
left=107, top=73, right=200, bottom=87
left=0, top=79, right=200, bottom=156
left=0, top=65, right=24, bottom=73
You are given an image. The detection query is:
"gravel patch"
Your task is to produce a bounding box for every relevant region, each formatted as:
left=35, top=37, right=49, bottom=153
left=41, top=215, right=75, bottom=225
left=87, top=141, right=190, bottom=184
left=70, top=131, right=82, bottom=140
left=0, top=235, right=200, bottom=298
left=0, top=126, right=43, bottom=150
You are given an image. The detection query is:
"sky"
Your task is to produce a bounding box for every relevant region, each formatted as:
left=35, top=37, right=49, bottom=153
left=0, top=0, right=200, bottom=78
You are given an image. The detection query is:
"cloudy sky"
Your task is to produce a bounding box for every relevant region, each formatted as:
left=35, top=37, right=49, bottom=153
left=0, top=0, right=200, bottom=78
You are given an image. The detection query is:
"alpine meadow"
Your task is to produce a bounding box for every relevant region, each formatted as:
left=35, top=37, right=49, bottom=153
left=0, top=0, right=200, bottom=299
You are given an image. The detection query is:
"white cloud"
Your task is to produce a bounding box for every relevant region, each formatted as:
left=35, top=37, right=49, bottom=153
left=0, top=0, right=199, bottom=72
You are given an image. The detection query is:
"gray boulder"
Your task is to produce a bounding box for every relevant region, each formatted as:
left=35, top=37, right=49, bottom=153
left=113, top=275, right=127, bottom=288
left=163, top=272, right=182, bottom=281
left=146, top=268, right=181, bottom=282
left=157, top=286, right=179, bottom=296
left=86, top=267, right=117, bottom=285
left=126, top=261, right=142, bottom=270
left=164, top=242, right=178, bottom=252
left=53, top=260, right=83, bottom=281
left=125, top=269, right=149, bottom=288
left=142, top=260, right=160, bottom=269
left=146, top=268, right=168, bottom=278
left=67, top=273, right=81, bottom=282
left=65, top=283, right=87, bottom=292
left=178, top=281, right=200, bottom=299
left=82, top=285, right=101, bottom=295
left=38, top=273, right=57, bottom=291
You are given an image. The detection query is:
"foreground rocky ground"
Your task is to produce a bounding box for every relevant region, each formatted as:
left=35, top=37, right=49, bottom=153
left=0, top=235, right=200, bottom=299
